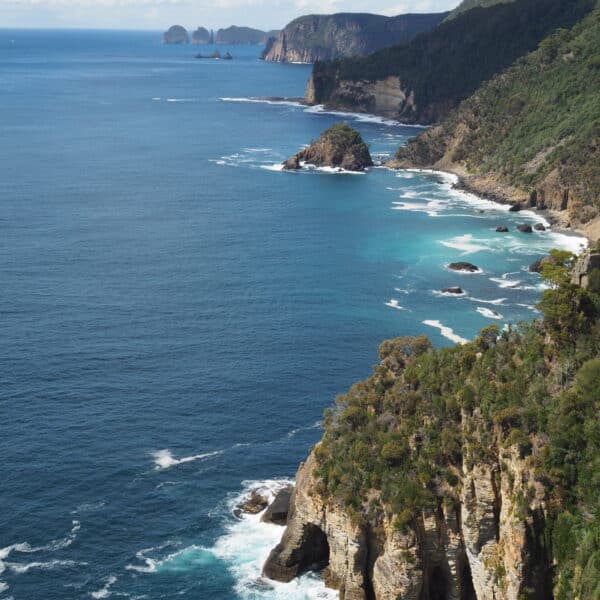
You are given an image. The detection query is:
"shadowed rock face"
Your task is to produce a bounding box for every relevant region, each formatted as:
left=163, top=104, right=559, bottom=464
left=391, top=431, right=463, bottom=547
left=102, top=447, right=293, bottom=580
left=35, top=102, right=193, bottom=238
left=283, top=124, right=373, bottom=172
left=261, top=486, right=293, bottom=525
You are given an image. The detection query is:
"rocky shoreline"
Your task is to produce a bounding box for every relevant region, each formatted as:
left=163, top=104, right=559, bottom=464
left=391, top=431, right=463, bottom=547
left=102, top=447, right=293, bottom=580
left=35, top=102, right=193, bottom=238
left=385, top=161, right=596, bottom=246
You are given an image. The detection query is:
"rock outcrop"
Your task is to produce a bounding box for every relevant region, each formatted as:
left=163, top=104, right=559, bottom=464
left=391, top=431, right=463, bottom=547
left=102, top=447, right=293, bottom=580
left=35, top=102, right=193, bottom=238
left=306, top=75, right=411, bottom=121
left=261, top=485, right=293, bottom=525
left=283, top=124, right=373, bottom=172
left=264, top=440, right=550, bottom=600
left=163, top=25, right=189, bottom=44
left=448, top=262, right=480, bottom=273
left=192, top=27, right=211, bottom=44
left=262, top=12, right=446, bottom=63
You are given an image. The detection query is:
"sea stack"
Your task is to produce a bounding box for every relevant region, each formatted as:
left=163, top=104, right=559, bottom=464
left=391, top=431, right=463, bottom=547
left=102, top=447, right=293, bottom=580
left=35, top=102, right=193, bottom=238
left=283, top=123, right=373, bottom=172
left=163, top=25, right=189, bottom=44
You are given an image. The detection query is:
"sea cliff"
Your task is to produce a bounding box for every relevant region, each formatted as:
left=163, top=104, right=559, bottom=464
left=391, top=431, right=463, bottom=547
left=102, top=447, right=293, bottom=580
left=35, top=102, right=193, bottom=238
left=262, top=12, right=446, bottom=63
left=263, top=253, right=600, bottom=598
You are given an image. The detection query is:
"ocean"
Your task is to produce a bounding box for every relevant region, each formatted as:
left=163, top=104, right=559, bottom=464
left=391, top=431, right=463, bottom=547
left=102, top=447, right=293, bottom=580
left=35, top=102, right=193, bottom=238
left=0, top=30, right=586, bottom=600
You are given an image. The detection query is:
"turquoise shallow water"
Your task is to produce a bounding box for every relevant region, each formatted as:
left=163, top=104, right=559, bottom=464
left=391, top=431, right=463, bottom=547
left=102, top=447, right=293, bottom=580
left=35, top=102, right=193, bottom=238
left=0, top=30, right=586, bottom=600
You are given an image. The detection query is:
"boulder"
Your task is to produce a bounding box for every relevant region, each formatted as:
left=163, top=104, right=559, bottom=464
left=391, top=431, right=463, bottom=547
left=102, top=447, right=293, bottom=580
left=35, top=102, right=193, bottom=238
left=509, top=203, right=522, bottom=212
left=283, top=123, right=373, bottom=172
left=235, top=490, right=268, bottom=516
left=529, top=254, right=558, bottom=273
left=496, top=226, right=509, bottom=232
left=517, top=224, right=533, bottom=233
left=442, top=287, right=464, bottom=294
left=261, top=486, right=293, bottom=525
left=534, top=223, right=546, bottom=231
left=448, top=262, right=480, bottom=273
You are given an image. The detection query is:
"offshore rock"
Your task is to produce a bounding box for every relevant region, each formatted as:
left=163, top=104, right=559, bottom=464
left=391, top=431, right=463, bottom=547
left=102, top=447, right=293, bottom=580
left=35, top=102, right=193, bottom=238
left=283, top=124, right=373, bottom=172
left=163, top=25, right=189, bottom=44
left=448, top=262, right=480, bottom=272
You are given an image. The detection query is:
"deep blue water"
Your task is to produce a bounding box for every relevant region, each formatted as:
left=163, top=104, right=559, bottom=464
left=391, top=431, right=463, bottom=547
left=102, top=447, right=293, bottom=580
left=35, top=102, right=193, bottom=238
left=0, top=30, right=586, bottom=600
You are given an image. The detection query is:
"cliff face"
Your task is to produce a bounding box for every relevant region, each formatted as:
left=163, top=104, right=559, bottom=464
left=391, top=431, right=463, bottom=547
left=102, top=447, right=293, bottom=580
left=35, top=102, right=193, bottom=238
left=392, top=8, right=600, bottom=235
left=265, top=427, right=550, bottom=600
left=306, top=75, right=413, bottom=120
left=262, top=12, right=446, bottom=63
left=305, top=0, right=596, bottom=124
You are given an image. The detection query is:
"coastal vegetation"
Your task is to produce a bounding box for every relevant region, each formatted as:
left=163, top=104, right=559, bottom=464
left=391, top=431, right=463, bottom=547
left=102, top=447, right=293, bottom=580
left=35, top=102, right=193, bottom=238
left=311, top=253, right=600, bottom=597
left=395, top=6, right=600, bottom=228
left=308, top=0, right=596, bottom=123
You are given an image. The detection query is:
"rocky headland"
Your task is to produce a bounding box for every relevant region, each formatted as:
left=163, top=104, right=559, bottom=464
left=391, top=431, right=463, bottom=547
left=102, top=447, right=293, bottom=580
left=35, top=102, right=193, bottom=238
left=262, top=12, right=446, bottom=63
left=261, top=252, right=600, bottom=598
left=283, top=124, right=373, bottom=172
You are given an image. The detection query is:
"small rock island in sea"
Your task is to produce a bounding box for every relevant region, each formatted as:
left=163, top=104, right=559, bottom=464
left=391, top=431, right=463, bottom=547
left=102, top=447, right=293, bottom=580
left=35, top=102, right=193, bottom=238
left=283, top=124, right=373, bottom=172
left=163, top=25, right=189, bottom=44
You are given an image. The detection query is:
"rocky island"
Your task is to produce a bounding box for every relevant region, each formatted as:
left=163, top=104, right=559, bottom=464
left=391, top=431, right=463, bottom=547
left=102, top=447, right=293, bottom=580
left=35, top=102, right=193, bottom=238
left=163, top=25, right=189, bottom=44
left=283, top=124, right=373, bottom=172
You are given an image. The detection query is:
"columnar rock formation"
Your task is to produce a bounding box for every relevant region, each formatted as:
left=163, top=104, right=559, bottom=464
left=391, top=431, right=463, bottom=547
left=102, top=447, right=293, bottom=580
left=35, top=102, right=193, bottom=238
left=264, top=430, right=551, bottom=600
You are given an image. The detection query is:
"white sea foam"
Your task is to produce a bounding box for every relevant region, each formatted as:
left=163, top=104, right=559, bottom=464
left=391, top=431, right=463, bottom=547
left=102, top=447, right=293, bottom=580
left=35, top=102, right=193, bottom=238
left=71, top=501, right=106, bottom=514
left=6, top=560, right=85, bottom=574
left=467, top=296, right=506, bottom=305
left=439, top=234, right=491, bottom=255
left=432, top=289, right=468, bottom=298
left=489, top=272, right=522, bottom=289
left=0, top=582, right=8, bottom=594
left=304, top=104, right=425, bottom=129
left=90, top=575, right=117, bottom=599
left=152, top=449, right=222, bottom=470
left=259, top=163, right=285, bottom=172
left=516, top=303, right=539, bottom=312
left=476, top=307, right=503, bottom=320
left=423, top=320, right=468, bottom=345
left=385, top=299, right=407, bottom=311
left=127, top=481, right=337, bottom=599
left=0, top=520, right=80, bottom=566
left=219, top=97, right=304, bottom=108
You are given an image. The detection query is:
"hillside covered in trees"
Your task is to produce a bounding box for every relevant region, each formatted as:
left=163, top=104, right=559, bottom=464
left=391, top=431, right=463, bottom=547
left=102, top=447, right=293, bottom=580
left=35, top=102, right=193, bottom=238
left=394, top=6, right=600, bottom=234
left=306, top=0, right=596, bottom=123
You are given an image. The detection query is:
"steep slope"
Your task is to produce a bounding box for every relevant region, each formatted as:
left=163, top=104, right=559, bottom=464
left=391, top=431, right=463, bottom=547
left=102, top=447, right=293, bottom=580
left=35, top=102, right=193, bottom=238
left=261, top=12, right=446, bottom=63
left=393, top=7, right=600, bottom=236
left=445, top=0, right=515, bottom=20
left=306, top=0, right=596, bottom=123
left=264, top=255, right=600, bottom=599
